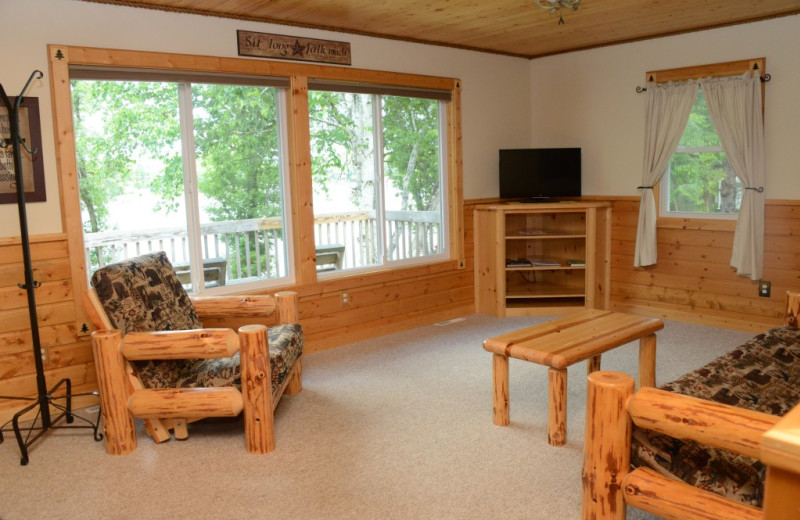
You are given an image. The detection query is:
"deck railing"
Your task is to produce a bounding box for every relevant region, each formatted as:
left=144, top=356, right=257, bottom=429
left=83, top=210, right=440, bottom=284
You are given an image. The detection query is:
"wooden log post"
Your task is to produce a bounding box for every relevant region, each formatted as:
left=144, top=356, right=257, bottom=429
left=548, top=367, right=568, bottom=446
left=239, top=324, right=275, bottom=454
left=128, top=388, right=243, bottom=418
left=638, top=333, right=656, bottom=388
left=784, top=290, right=799, bottom=327
left=492, top=354, right=510, bottom=426
left=91, top=329, right=137, bottom=455
left=581, top=371, right=635, bottom=520
left=275, top=290, right=298, bottom=324
left=191, top=295, right=276, bottom=319
left=761, top=401, right=800, bottom=520
left=587, top=355, right=602, bottom=376
left=122, top=329, right=239, bottom=360
left=622, top=467, right=762, bottom=520
left=629, top=387, right=778, bottom=459
left=284, top=358, right=303, bottom=395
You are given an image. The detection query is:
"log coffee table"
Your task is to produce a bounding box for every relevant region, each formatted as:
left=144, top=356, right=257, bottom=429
left=483, top=309, right=664, bottom=446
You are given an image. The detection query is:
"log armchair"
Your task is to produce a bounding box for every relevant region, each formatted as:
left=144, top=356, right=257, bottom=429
left=84, top=251, right=303, bottom=455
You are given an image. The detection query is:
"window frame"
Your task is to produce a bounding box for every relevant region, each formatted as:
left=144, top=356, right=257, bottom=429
left=645, top=58, right=766, bottom=229
left=69, top=74, right=295, bottom=294
left=307, top=89, right=451, bottom=277
left=46, top=44, right=464, bottom=333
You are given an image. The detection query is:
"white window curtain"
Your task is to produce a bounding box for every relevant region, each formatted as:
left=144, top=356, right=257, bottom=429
left=699, top=72, right=765, bottom=280
left=633, top=80, right=699, bottom=267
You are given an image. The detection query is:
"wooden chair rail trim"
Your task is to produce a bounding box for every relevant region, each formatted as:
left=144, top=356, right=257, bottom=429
left=628, top=387, right=780, bottom=460
left=622, top=467, right=762, bottom=520
left=122, top=328, right=240, bottom=360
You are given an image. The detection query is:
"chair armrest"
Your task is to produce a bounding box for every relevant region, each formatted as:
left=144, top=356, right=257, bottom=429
left=123, top=328, right=239, bottom=360
left=191, top=295, right=277, bottom=319
left=191, top=291, right=299, bottom=325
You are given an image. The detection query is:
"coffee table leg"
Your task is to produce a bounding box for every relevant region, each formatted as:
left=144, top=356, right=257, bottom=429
left=492, top=354, right=510, bottom=426
left=587, top=355, right=602, bottom=376
left=548, top=367, right=567, bottom=446
left=639, top=333, right=657, bottom=388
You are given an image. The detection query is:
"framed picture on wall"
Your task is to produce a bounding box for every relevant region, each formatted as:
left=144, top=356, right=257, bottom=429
left=0, top=96, right=46, bottom=204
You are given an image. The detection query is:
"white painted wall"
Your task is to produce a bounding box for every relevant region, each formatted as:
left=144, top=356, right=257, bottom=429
left=3, top=1, right=797, bottom=238
left=0, top=0, right=532, bottom=236
left=529, top=15, right=800, bottom=199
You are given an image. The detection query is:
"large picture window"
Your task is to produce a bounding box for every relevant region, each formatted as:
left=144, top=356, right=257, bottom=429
left=48, top=44, right=463, bottom=323
left=71, top=73, right=290, bottom=292
left=308, top=89, right=446, bottom=273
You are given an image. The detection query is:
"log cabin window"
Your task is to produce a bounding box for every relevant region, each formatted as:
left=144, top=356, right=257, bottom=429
left=650, top=58, right=766, bottom=223
left=660, top=88, right=742, bottom=219
left=70, top=69, right=292, bottom=292
left=50, top=45, right=463, bottom=306
left=308, top=85, right=448, bottom=273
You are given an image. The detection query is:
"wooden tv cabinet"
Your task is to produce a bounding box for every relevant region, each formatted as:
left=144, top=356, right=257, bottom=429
left=474, top=201, right=611, bottom=316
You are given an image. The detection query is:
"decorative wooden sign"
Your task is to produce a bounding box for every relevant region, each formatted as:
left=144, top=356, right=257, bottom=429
left=0, top=96, right=45, bottom=204
left=237, top=30, right=351, bottom=66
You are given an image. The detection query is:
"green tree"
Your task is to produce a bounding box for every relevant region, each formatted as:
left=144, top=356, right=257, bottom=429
left=71, top=80, right=181, bottom=234
left=193, top=84, right=282, bottom=221
left=382, top=95, right=440, bottom=212
left=73, top=80, right=444, bottom=275
left=668, top=90, right=738, bottom=213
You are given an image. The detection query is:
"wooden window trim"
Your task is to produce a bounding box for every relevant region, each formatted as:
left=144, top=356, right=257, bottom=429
left=647, top=58, right=766, bottom=232
left=46, top=44, right=464, bottom=335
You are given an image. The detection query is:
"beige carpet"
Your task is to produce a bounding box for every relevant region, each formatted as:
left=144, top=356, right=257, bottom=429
left=0, top=313, right=753, bottom=520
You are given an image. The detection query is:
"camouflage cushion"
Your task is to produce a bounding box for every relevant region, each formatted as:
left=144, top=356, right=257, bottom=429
left=91, top=251, right=303, bottom=397
left=91, top=251, right=201, bottom=334
left=135, top=323, right=304, bottom=398
left=631, top=326, right=800, bottom=507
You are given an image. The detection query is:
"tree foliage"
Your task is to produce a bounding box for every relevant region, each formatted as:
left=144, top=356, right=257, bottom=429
left=73, top=79, right=443, bottom=274
left=668, top=90, right=739, bottom=213
left=193, top=84, right=282, bottom=221
left=307, top=91, right=441, bottom=212
left=382, top=95, right=441, bottom=212
left=71, top=80, right=181, bottom=233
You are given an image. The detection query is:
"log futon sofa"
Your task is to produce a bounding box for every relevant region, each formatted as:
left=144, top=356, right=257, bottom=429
left=582, top=291, right=800, bottom=520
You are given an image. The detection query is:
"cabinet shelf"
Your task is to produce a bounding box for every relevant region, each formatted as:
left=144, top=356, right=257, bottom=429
left=474, top=201, right=611, bottom=317
left=505, top=233, right=586, bottom=240
left=506, top=282, right=585, bottom=299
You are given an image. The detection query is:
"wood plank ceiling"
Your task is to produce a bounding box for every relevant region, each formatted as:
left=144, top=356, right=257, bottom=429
left=79, top=0, right=800, bottom=58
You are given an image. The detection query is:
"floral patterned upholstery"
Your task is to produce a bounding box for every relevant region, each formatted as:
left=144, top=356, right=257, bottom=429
left=91, top=251, right=303, bottom=398
left=631, top=325, right=800, bottom=507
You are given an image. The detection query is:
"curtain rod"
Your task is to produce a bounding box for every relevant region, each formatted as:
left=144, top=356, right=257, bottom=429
left=635, top=63, right=772, bottom=93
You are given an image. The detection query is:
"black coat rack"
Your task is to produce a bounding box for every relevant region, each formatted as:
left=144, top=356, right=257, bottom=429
left=0, top=70, right=102, bottom=465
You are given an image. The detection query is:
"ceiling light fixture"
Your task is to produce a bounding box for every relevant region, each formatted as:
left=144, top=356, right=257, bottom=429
left=535, top=0, right=581, bottom=25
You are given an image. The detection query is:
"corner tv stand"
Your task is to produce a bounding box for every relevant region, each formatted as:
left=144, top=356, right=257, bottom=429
left=474, top=201, right=611, bottom=316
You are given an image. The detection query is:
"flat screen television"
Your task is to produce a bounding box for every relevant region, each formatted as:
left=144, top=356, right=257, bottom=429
left=499, top=148, right=581, bottom=200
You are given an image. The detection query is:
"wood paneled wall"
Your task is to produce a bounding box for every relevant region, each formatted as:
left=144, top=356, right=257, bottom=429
left=0, top=234, right=98, bottom=425
left=605, top=196, right=800, bottom=332
left=205, top=204, right=477, bottom=351
left=0, top=207, right=477, bottom=421
left=3, top=197, right=798, bottom=421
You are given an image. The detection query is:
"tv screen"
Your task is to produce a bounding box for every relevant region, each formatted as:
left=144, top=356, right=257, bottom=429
left=499, top=148, right=581, bottom=200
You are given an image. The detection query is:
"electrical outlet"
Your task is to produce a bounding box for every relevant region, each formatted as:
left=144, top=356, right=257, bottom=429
left=341, top=292, right=349, bottom=306
left=758, top=280, right=771, bottom=298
